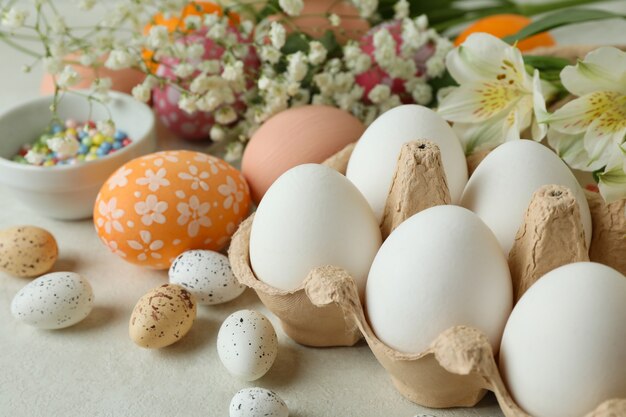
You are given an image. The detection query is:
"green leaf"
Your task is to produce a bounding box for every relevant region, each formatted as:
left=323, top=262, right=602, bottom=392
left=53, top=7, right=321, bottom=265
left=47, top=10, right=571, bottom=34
left=282, top=32, right=311, bottom=55
left=523, top=55, right=571, bottom=72
left=318, top=30, right=341, bottom=58
left=503, top=8, right=623, bottom=43
left=257, top=0, right=280, bottom=20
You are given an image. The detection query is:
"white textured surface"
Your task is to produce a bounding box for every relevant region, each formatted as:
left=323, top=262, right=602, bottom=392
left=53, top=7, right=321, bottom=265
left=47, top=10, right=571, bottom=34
left=2, top=2, right=626, bottom=416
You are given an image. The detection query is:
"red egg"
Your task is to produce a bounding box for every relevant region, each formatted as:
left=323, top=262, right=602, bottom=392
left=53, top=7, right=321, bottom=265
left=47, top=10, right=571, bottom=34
left=355, top=20, right=436, bottom=103
left=152, top=29, right=259, bottom=141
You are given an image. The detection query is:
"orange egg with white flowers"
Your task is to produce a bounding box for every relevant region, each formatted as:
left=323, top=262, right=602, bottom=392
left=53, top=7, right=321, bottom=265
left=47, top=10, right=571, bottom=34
left=94, top=150, right=250, bottom=269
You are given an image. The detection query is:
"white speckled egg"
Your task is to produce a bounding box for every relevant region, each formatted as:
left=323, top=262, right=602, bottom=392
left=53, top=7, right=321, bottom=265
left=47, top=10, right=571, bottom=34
left=169, top=250, right=245, bottom=305
left=500, top=262, right=626, bottom=417
left=229, top=387, right=288, bottom=417
left=217, top=310, right=278, bottom=381
left=11, top=272, right=94, bottom=329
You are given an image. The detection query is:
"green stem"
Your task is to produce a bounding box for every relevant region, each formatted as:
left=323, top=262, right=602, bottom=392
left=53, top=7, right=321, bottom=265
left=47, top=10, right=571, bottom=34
left=0, top=33, right=41, bottom=57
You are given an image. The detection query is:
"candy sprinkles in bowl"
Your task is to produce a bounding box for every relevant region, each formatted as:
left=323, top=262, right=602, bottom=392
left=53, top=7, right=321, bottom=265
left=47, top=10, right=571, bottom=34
left=0, top=92, right=156, bottom=219
left=12, top=119, right=133, bottom=166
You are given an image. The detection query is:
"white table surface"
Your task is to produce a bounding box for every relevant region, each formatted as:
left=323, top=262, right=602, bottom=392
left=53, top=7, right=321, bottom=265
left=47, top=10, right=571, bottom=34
left=2, top=2, right=626, bottom=417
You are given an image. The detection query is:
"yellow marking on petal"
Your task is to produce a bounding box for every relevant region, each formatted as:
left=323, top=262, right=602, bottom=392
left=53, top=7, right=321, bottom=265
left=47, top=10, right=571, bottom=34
left=472, top=81, right=525, bottom=119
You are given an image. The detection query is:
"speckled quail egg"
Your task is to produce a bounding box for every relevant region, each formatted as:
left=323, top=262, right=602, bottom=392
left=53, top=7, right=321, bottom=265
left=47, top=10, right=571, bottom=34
left=229, top=387, right=288, bottom=417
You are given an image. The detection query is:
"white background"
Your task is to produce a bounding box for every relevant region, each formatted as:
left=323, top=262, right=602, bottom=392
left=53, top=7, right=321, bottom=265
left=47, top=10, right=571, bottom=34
left=1, top=1, right=626, bottom=416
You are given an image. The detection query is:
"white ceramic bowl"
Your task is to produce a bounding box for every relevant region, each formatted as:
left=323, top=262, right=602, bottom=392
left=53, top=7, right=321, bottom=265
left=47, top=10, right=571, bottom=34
left=0, top=92, right=156, bottom=220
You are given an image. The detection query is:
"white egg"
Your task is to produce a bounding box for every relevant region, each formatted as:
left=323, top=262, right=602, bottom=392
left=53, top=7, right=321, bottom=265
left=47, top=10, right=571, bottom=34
left=168, top=250, right=245, bottom=305
left=229, top=387, right=288, bottom=417
left=461, top=140, right=592, bottom=254
left=499, top=262, right=626, bottom=417
left=11, top=272, right=94, bottom=329
left=366, top=205, right=512, bottom=353
left=217, top=310, right=278, bottom=381
left=346, top=104, right=468, bottom=221
left=249, top=164, right=381, bottom=298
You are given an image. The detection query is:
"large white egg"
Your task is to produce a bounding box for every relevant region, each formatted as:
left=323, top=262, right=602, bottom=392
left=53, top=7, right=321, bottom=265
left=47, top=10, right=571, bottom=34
left=366, top=205, right=512, bottom=354
left=346, top=104, right=468, bottom=221
left=499, top=262, right=626, bottom=417
left=461, top=140, right=592, bottom=254
left=250, top=163, right=382, bottom=297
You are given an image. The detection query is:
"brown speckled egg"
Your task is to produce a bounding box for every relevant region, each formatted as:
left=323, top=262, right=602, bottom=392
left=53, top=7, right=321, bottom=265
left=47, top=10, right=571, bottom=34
left=242, top=105, right=365, bottom=204
left=0, top=226, right=58, bottom=278
left=129, top=284, right=197, bottom=349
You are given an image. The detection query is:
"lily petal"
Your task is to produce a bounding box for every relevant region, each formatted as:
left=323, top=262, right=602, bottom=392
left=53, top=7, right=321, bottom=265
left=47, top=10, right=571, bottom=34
left=437, top=81, right=520, bottom=123
left=598, top=148, right=626, bottom=203
left=446, top=33, right=526, bottom=85
left=547, top=128, right=605, bottom=171
left=560, top=46, right=626, bottom=96
left=455, top=109, right=520, bottom=154
left=547, top=91, right=621, bottom=135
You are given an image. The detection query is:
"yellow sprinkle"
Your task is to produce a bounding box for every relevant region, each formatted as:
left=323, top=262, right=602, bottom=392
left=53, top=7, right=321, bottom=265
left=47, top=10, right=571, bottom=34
left=89, top=146, right=99, bottom=154
left=85, top=154, right=97, bottom=161
left=66, top=128, right=77, bottom=136
left=92, top=133, right=104, bottom=145
left=43, top=160, right=55, bottom=167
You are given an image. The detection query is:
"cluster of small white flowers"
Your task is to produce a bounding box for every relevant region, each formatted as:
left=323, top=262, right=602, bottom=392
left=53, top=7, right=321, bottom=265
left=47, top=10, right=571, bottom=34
left=278, top=0, right=304, bottom=17
left=352, top=0, right=378, bottom=18
left=1, top=7, right=29, bottom=30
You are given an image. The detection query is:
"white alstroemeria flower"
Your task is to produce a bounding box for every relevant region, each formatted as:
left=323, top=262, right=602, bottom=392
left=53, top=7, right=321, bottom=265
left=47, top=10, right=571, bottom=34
left=279, top=0, right=304, bottom=17
left=437, top=33, right=552, bottom=154
left=1, top=7, right=28, bottom=29
left=597, top=143, right=626, bottom=203
left=545, top=47, right=626, bottom=172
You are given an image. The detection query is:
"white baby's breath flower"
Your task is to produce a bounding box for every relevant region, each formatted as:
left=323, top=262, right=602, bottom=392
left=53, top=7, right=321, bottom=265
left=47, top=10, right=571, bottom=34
left=373, top=28, right=396, bottom=68
left=353, top=0, right=378, bottom=18
left=97, top=120, right=116, bottom=137
left=329, top=14, right=341, bottom=27
left=415, top=14, right=428, bottom=30
left=78, top=0, right=96, bottom=11
left=287, top=51, right=308, bottom=82
left=186, top=43, right=205, bottom=61
left=79, top=53, right=96, bottom=67
left=207, top=22, right=227, bottom=40
left=308, top=41, right=327, bottom=66
left=105, top=49, right=133, bottom=70
left=260, top=46, right=281, bottom=64
left=197, top=59, right=221, bottom=74
left=147, top=25, right=168, bottom=49
left=178, top=95, right=199, bottom=114
left=215, top=106, right=238, bottom=125
left=240, top=20, right=254, bottom=36
left=368, top=84, right=391, bottom=104
left=425, top=55, right=445, bottom=78
left=174, top=63, right=195, bottom=78
left=406, top=79, right=432, bottom=105
left=222, top=61, right=244, bottom=83
left=47, top=136, right=79, bottom=159
left=269, top=22, right=286, bottom=50
left=225, top=141, right=244, bottom=162
left=56, top=65, right=80, bottom=88
left=1, top=7, right=29, bottom=29
left=25, top=150, right=46, bottom=165
left=50, top=16, right=67, bottom=34
left=210, top=125, right=226, bottom=142
left=279, top=0, right=304, bottom=17
left=184, top=15, right=201, bottom=30
left=132, top=84, right=151, bottom=103
left=394, top=0, right=410, bottom=19
left=43, top=57, right=63, bottom=75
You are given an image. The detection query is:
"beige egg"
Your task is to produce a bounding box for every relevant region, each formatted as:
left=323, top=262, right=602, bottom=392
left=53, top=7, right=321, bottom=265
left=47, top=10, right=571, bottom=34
left=129, top=284, right=197, bottom=349
left=0, top=226, right=58, bottom=278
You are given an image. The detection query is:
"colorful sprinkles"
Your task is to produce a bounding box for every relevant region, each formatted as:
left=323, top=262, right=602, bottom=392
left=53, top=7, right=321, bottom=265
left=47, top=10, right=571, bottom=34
left=12, top=119, right=132, bottom=166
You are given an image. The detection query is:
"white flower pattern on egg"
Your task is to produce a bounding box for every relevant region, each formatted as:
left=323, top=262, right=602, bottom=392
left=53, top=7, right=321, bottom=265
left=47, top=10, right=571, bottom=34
left=177, top=195, right=211, bottom=237
left=96, top=197, right=124, bottom=234
left=127, top=230, right=164, bottom=261
left=218, top=176, right=245, bottom=214
left=101, top=237, right=127, bottom=258
left=134, top=194, right=168, bottom=226
left=136, top=167, right=170, bottom=191
left=108, top=167, right=132, bottom=190
left=178, top=165, right=210, bottom=191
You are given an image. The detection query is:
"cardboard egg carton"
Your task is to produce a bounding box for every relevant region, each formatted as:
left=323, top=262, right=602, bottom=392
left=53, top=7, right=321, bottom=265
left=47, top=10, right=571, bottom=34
left=229, top=140, right=625, bottom=413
